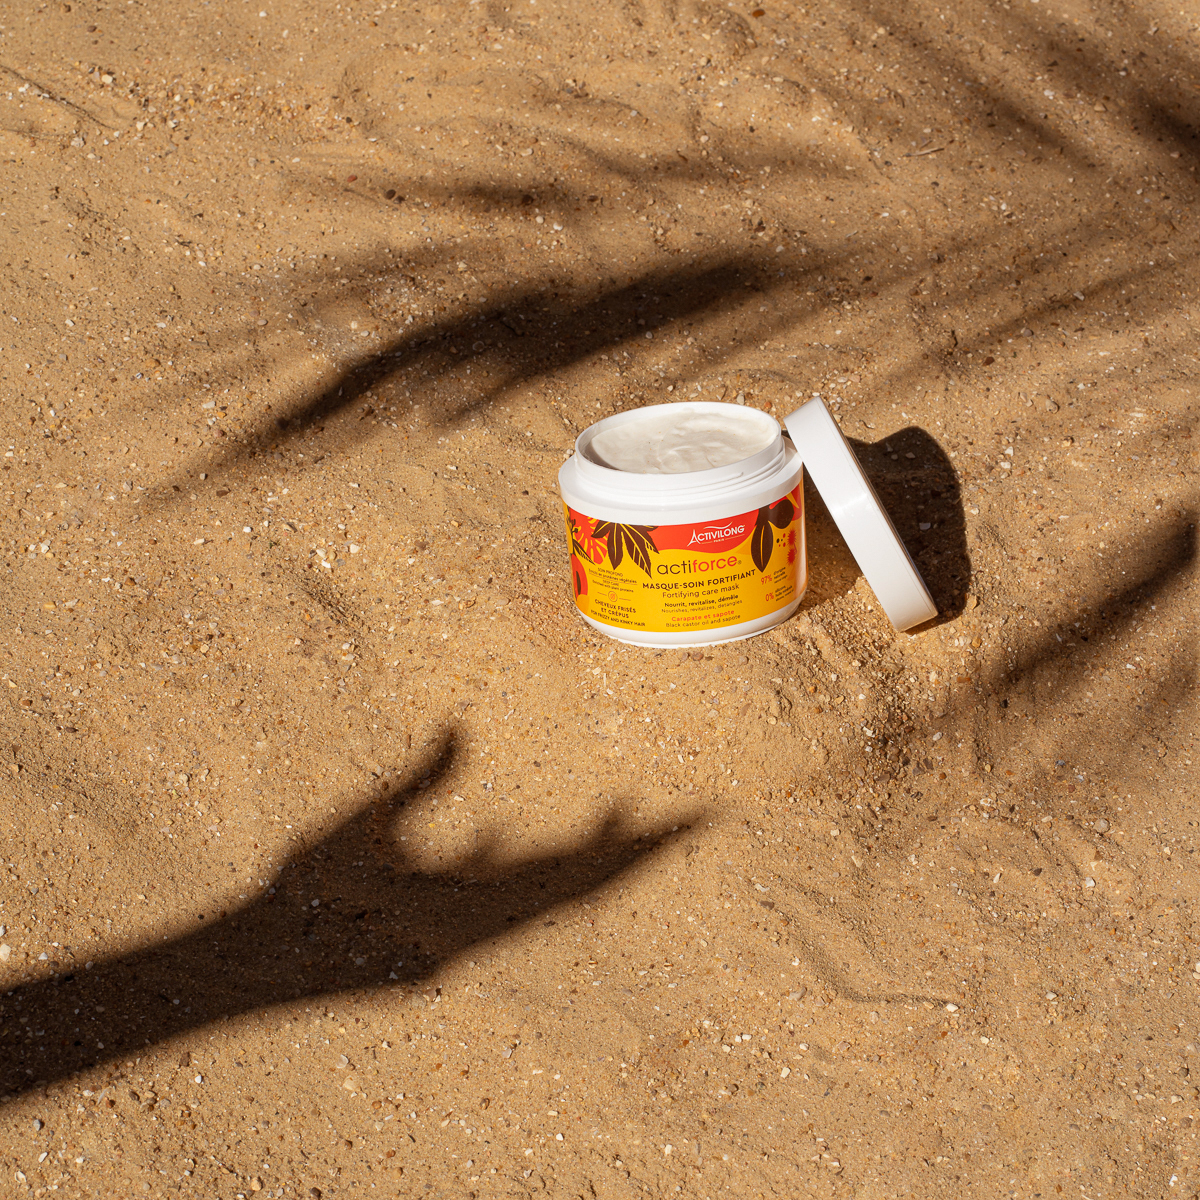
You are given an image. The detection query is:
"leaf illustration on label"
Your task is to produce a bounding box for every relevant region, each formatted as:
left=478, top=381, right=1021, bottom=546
left=567, top=516, right=593, bottom=564
left=571, top=556, right=589, bottom=598
left=590, top=522, right=658, bottom=577
left=619, top=524, right=659, bottom=578
left=563, top=502, right=802, bottom=633
left=767, top=497, right=795, bottom=529
left=591, top=520, right=620, bottom=568
left=751, top=507, right=774, bottom=573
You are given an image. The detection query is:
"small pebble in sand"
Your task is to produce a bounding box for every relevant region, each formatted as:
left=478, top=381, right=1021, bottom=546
left=1094, top=819, right=1109, bottom=833
left=0, top=945, right=10, bottom=962
left=945, top=1003, right=959, bottom=1013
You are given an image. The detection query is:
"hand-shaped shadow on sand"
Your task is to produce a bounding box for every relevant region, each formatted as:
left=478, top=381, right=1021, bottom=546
left=0, top=733, right=698, bottom=1100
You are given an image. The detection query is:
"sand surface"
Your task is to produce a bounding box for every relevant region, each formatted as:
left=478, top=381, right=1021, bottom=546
left=0, top=0, right=1198, bottom=1196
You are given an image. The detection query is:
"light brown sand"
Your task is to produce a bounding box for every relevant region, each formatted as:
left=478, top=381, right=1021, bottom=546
left=0, top=0, right=1197, bottom=1196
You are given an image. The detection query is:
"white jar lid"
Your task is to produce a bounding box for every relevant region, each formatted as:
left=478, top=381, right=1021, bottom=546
left=783, top=398, right=937, bottom=631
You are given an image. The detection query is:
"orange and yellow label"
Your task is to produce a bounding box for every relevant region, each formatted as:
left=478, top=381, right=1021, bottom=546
left=563, top=487, right=804, bottom=634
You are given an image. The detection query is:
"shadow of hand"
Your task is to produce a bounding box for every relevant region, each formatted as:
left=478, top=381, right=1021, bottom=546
left=0, top=733, right=699, bottom=1099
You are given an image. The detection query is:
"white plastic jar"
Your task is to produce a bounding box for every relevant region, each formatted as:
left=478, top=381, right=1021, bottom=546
left=558, top=402, right=805, bottom=647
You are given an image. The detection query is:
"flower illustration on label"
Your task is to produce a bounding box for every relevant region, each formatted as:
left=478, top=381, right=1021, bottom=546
left=568, top=515, right=608, bottom=565
left=566, top=515, right=600, bottom=597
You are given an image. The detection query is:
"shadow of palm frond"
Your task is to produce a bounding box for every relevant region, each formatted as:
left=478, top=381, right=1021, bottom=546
left=150, top=197, right=1197, bottom=515
left=885, top=511, right=1198, bottom=825
left=148, top=250, right=827, bottom=502
left=129, top=0, right=1199, bottom=577
left=0, top=730, right=702, bottom=1100
left=835, top=0, right=1200, bottom=169
left=976, top=514, right=1197, bottom=792
left=779, top=509, right=1195, bottom=851
left=997, top=516, right=1195, bottom=699
left=770, top=514, right=1195, bottom=1012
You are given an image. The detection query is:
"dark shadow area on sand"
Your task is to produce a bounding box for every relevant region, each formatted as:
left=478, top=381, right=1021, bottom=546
left=0, top=733, right=700, bottom=1100
left=906, top=513, right=1197, bottom=806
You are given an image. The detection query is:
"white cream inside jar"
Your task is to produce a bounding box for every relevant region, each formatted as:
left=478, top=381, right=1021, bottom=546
left=584, top=404, right=776, bottom=474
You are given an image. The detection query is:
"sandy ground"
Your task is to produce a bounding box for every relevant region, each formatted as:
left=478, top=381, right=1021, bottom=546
left=0, top=0, right=1197, bottom=1196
